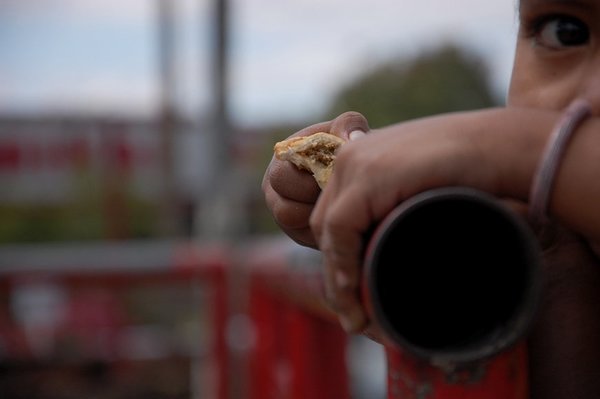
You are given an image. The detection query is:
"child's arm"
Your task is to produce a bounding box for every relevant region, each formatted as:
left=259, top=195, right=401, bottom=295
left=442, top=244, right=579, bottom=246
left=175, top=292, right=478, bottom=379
left=314, top=107, right=600, bottom=331
left=264, top=107, right=600, bottom=331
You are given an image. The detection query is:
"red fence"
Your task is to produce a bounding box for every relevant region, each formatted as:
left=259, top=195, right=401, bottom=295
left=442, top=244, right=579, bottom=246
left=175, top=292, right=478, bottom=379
left=242, top=237, right=530, bottom=399
left=243, top=238, right=351, bottom=399
left=0, top=240, right=229, bottom=399
left=0, top=237, right=529, bottom=398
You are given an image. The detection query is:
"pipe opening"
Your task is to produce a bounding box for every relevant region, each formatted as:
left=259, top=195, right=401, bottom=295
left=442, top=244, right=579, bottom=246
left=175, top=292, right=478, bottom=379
left=367, top=190, right=538, bottom=360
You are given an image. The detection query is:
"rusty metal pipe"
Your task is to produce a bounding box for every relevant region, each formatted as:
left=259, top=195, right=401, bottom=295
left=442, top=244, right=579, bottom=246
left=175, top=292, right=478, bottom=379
left=363, top=187, right=541, bottom=366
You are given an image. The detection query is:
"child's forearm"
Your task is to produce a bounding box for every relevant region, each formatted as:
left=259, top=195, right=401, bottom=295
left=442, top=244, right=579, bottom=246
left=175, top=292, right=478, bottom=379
left=469, top=107, right=600, bottom=245
left=378, top=106, right=600, bottom=245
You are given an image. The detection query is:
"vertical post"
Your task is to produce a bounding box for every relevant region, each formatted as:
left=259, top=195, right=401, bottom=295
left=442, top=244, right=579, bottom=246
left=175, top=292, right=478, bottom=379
left=213, top=0, right=230, bottom=162
left=285, top=306, right=350, bottom=399
left=212, top=266, right=230, bottom=399
left=157, top=0, right=180, bottom=236
left=247, top=275, right=351, bottom=399
left=198, top=1, right=239, bottom=397
left=198, top=0, right=243, bottom=239
left=206, top=0, right=230, bottom=184
left=248, top=277, right=285, bottom=399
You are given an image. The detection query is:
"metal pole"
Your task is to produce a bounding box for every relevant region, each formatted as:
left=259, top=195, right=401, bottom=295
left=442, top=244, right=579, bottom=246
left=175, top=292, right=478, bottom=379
left=157, top=0, right=180, bottom=236
left=196, top=1, right=242, bottom=398
left=198, top=0, right=242, bottom=239
left=213, top=0, right=230, bottom=162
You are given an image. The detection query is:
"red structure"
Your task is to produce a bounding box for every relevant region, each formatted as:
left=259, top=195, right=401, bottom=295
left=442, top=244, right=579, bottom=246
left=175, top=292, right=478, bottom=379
left=0, top=237, right=532, bottom=398
left=0, top=240, right=229, bottom=399
left=384, top=344, right=528, bottom=399
left=244, top=239, right=350, bottom=399
left=243, top=237, right=531, bottom=399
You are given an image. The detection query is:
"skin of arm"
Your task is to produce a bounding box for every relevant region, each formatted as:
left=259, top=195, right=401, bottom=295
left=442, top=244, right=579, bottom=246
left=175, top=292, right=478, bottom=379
left=264, top=106, right=600, bottom=331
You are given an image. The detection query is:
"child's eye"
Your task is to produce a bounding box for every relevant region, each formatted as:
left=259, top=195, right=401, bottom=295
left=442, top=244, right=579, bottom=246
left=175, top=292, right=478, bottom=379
left=535, top=16, right=589, bottom=49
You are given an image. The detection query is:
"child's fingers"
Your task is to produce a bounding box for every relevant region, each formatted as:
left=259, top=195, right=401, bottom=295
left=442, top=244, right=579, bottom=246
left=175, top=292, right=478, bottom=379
left=329, top=111, right=370, bottom=140
left=268, top=159, right=320, bottom=203
left=320, top=226, right=367, bottom=331
left=268, top=192, right=315, bottom=231
left=312, top=185, right=372, bottom=332
left=263, top=170, right=318, bottom=248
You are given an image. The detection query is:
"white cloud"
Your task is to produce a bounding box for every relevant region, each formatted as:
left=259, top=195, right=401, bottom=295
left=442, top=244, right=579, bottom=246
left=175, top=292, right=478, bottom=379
left=46, top=0, right=152, bottom=23
left=230, top=0, right=519, bottom=126
left=0, top=72, right=158, bottom=117
left=1, top=0, right=521, bottom=126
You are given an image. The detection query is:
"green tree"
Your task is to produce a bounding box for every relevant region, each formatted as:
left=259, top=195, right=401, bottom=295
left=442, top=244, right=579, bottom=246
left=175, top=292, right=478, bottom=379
left=325, top=44, right=500, bottom=128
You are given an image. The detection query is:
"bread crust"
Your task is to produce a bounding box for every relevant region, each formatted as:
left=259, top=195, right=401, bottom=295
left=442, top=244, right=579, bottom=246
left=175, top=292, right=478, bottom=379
left=274, top=132, right=346, bottom=189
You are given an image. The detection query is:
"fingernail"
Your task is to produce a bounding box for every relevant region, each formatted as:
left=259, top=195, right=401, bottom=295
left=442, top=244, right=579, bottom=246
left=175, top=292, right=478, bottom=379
left=335, top=270, right=351, bottom=288
left=349, top=130, right=366, bottom=141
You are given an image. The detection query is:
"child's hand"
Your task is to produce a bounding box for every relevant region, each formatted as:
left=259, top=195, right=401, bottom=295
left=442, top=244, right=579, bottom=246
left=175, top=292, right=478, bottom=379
left=310, top=110, right=505, bottom=332
left=267, top=106, right=599, bottom=335
left=262, top=112, right=369, bottom=248
left=266, top=109, right=501, bottom=332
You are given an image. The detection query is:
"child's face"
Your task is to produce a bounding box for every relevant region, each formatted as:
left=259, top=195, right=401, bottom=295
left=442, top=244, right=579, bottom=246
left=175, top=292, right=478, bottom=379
left=508, top=0, right=599, bottom=109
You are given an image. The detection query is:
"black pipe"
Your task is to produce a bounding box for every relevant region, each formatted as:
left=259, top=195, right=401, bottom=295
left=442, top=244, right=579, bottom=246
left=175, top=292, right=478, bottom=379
left=363, top=187, right=541, bottom=365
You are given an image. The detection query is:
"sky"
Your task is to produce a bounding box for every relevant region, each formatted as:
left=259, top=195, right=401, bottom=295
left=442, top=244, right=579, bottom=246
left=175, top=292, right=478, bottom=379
left=0, top=0, right=519, bottom=127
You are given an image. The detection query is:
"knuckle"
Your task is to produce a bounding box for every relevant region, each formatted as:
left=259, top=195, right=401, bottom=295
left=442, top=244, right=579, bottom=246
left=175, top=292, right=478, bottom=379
left=321, top=238, right=350, bottom=264
left=338, top=110, right=367, bottom=124
left=336, top=141, right=364, bottom=166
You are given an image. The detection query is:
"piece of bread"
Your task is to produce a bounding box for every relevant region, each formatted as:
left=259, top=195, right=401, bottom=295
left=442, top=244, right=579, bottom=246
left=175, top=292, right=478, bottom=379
left=274, top=132, right=346, bottom=189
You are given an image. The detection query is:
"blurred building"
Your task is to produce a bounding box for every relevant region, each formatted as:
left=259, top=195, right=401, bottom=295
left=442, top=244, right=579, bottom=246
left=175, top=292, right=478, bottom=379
left=0, top=113, right=270, bottom=240
left=0, top=114, right=209, bottom=205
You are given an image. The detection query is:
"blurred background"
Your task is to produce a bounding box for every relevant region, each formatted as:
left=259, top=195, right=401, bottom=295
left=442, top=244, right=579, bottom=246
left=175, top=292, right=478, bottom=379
left=0, top=0, right=516, bottom=398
